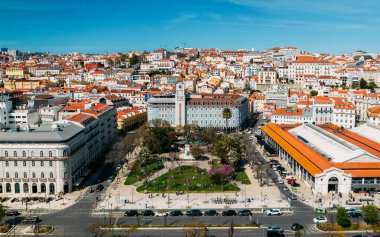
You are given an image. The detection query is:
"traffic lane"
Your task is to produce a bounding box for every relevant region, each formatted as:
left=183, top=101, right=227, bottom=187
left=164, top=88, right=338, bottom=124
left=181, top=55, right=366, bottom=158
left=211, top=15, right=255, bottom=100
left=114, top=215, right=254, bottom=226
left=114, top=228, right=328, bottom=237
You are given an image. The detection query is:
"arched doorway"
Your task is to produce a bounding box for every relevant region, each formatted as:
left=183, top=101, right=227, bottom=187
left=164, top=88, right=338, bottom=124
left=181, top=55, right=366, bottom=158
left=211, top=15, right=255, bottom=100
left=63, top=182, right=69, bottom=193
left=41, top=183, right=46, bottom=193
left=328, top=177, right=339, bottom=193
left=6, top=183, right=11, bottom=193
left=32, top=183, right=38, bottom=193
left=14, top=183, right=20, bottom=193
left=49, top=183, right=55, bottom=194
left=23, top=183, right=29, bottom=193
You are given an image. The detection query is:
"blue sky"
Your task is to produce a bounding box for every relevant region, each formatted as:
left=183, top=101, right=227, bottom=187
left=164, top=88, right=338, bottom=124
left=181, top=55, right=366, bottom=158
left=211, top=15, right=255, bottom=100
left=0, top=0, right=379, bottom=54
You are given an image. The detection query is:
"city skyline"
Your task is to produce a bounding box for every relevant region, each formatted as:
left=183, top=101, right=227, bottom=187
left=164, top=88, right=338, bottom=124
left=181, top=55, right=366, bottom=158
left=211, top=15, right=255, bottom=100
left=1, top=0, right=379, bottom=54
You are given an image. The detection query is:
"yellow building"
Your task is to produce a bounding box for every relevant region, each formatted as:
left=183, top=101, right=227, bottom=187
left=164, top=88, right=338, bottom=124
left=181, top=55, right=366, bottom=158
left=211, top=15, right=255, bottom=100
left=5, top=67, right=25, bottom=78
left=117, top=107, right=147, bottom=132
left=4, top=80, right=40, bottom=91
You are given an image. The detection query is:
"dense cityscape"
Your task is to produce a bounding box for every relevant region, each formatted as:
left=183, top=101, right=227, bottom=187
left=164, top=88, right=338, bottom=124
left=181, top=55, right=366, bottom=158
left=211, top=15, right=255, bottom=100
left=0, top=45, right=379, bottom=237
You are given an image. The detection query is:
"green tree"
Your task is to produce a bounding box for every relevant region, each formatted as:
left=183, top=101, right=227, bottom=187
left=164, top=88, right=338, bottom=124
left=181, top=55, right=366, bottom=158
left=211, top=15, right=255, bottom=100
left=249, top=58, right=253, bottom=64
left=368, top=82, right=378, bottom=92
left=359, top=78, right=368, bottom=89
left=0, top=203, right=5, bottom=222
left=310, top=90, right=318, bottom=96
left=190, top=146, right=205, bottom=160
left=351, top=81, right=359, bottom=89
left=120, top=54, right=129, bottom=62
left=362, top=204, right=379, bottom=224
left=222, top=108, right=232, bottom=129
left=129, top=54, right=140, bottom=66
left=336, top=207, right=351, bottom=228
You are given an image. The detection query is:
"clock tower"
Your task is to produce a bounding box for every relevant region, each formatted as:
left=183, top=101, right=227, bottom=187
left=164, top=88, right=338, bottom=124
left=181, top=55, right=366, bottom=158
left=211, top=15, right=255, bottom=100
left=175, top=83, right=186, bottom=126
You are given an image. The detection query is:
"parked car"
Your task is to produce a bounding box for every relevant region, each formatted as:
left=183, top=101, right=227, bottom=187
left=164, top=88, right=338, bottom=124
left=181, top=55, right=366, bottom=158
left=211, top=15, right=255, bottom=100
left=314, top=208, right=327, bottom=214
left=280, top=184, right=289, bottom=191
left=155, top=211, right=168, bottom=217
left=349, top=212, right=362, bottom=218
left=267, top=226, right=284, bottom=232
left=124, top=210, right=139, bottom=217
left=287, top=192, right=297, bottom=200
left=141, top=210, right=155, bottom=216
left=22, top=216, right=40, bottom=224
left=222, top=210, right=237, bottom=216
left=266, top=209, right=283, bottom=216
left=169, top=210, right=183, bottom=216
left=313, top=216, right=328, bottom=223
left=204, top=210, right=219, bottom=216
left=96, top=184, right=104, bottom=192
left=186, top=209, right=202, bottom=216
left=267, top=230, right=285, bottom=237
left=107, top=175, right=115, bottom=183
left=291, top=223, right=304, bottom=231
left=5, top=210, right=20, bottom=216
left=238, top=210, right=252, bottom=216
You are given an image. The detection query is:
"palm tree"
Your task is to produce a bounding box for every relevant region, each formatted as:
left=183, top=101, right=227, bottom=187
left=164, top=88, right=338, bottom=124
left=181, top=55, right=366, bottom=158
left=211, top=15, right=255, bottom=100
left=222, top=108, right=232, bottom=130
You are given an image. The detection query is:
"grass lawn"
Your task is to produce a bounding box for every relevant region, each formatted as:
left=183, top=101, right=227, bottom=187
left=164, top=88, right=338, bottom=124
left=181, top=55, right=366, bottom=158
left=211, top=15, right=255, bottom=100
left=124, top=158, right=164, bottom=185
left=136, top=166, right=240, bottom=193
left=317, top=223, right=372, bottom=231
left=234, top=169, right=251, bottom=184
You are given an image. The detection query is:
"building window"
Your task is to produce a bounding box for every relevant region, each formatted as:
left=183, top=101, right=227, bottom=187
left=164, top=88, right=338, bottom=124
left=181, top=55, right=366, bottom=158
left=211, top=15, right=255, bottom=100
left=40, top=151, right=43, bottom=157
left=41, top=161, right=44, bottom=167
left=32, top=161, right=35, bottom=167
left=15, top=172, right=18, bottom=178
left=41, top=172, right=44, bottom=178
left=49, top=151, right=52, bottom=157
left=23, top=172, right=27, bottom=178
left=32, top=172, right=36, bottom=178
left=5, top=161, right=9, bottom=166
left=23, top=161, right=26, bottom=167
left=14, top=151, right=17, bottom=157
left=4, top=151, right=8, bottom=157
left=50, top=172, right=53, bottom=179
left=49, top=161, right=53, bottom=167
left=6, top=172, right=9, bottom=178
left=14, top=161, right=18, bottom=167
left=22, top=151, right=26, bottom=157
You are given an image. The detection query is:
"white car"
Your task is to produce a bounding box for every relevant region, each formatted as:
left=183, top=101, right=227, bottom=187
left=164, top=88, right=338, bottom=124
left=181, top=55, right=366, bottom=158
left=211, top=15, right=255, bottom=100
left=313, top=216, right=328, bottom=223
left=155, top=211, right=168, bottom=217
left=265, top=209, right=283, bottom=216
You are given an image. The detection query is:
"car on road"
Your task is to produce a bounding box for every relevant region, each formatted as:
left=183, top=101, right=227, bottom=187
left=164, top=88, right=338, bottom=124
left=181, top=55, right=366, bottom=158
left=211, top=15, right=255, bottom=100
left=267, top=226, right=284, bottom=232
left=267, top=230, right=285, bottom=237
left=314, top=208, right=327, bottom=214
left=22, top=216, right=40, bottom=224
left=291, top=223, right=304, bottom=231
left=155, top=211, right=168, bottom=217
left=107, top=175, right=115, bottom=183
left=265, top=209, right=283, bottom=216
left=348, top=212, right=362, bottom=218
left=287, top=192, right=297, bottom=200
left=141, top=210, right=155, bottom=216
left=169, top=210, right=183, bottom=216
left=124, top=210, right=139, bottom=216
left=96, top=184, right=104, bottom=192
left=313, top=216, right=328, bottom=223
left=277, top=177, right=284, bottom=184
left=222, top=210, right=237, bottom=216
left=5, top=210, right=20, bottom=216
left=238, top=210, right=252, bottom=216
left=204, top=210, right=219, bottom=216
left=279, top=184, right=289, bottom=191
left=186, top=209, right=202, bottom=216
